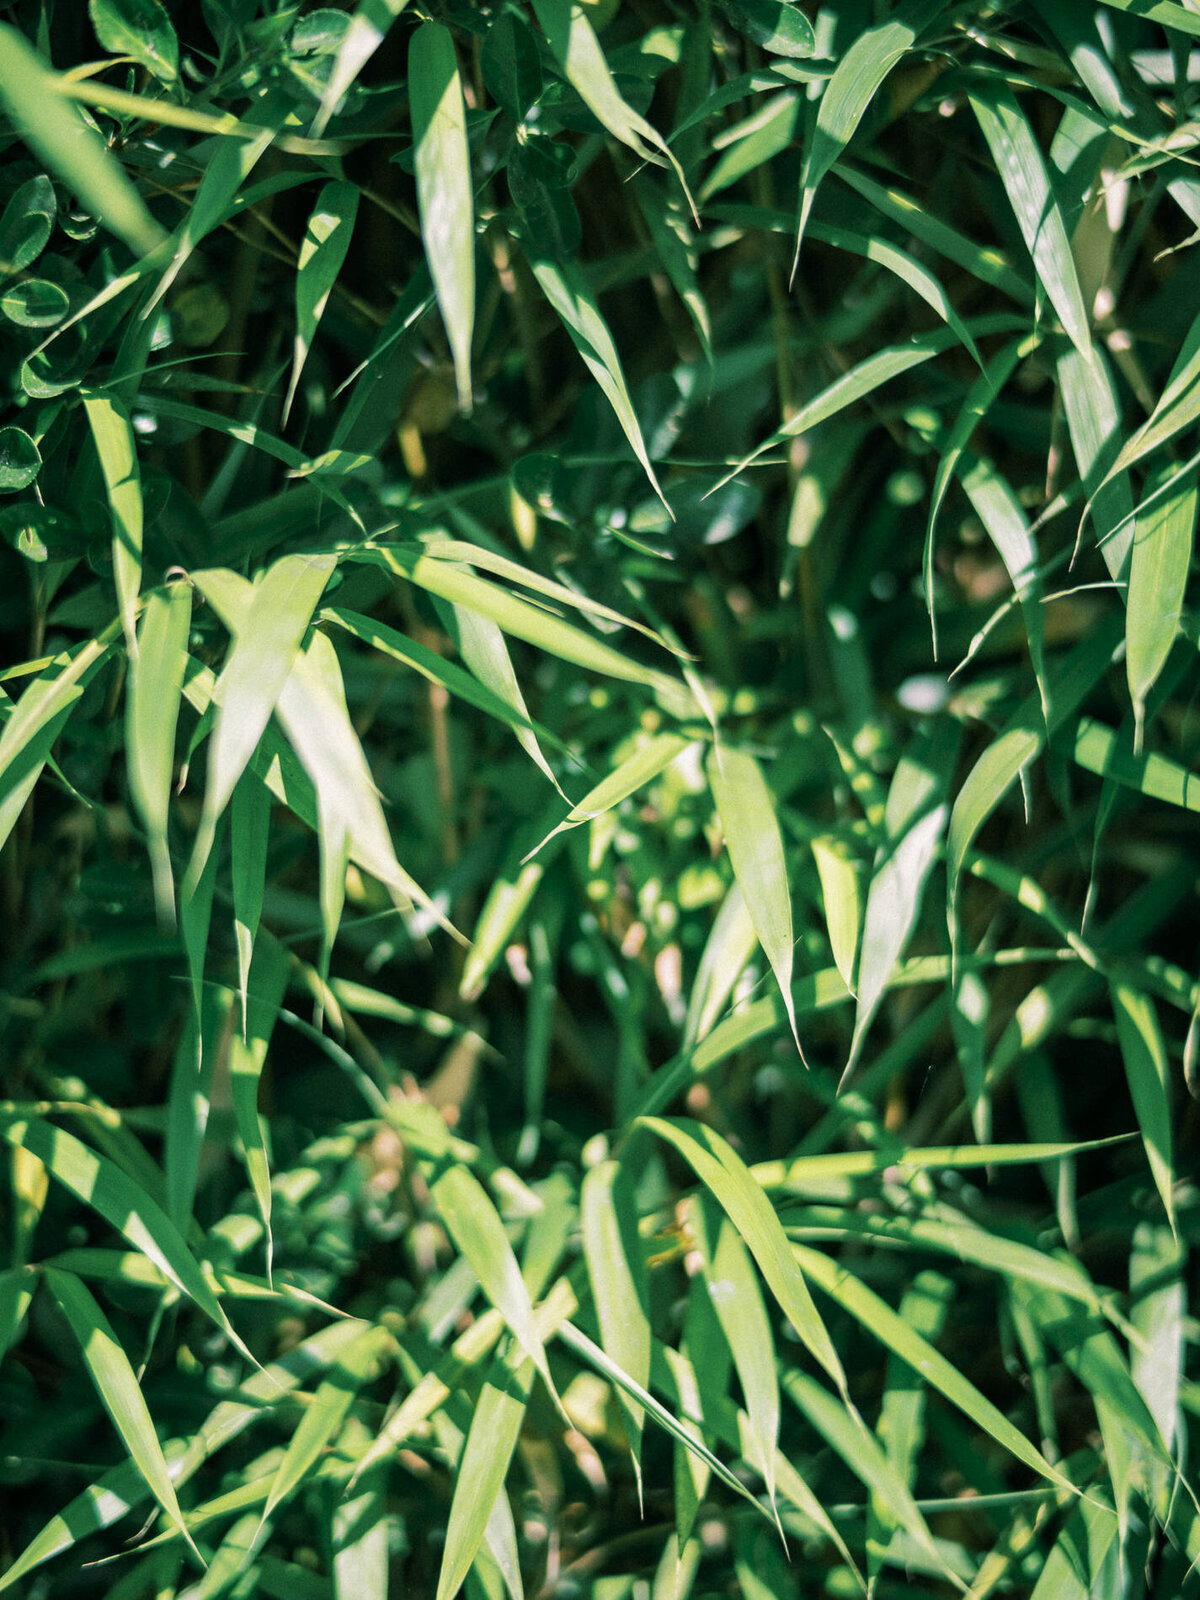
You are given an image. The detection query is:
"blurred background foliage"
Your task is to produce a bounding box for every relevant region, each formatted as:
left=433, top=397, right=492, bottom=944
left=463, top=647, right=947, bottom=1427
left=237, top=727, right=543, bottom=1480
left=0, top=0, right=1199, bottom=1595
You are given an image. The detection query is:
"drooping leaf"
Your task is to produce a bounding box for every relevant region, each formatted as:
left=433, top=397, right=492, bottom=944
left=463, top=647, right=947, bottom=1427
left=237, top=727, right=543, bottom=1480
left=581, top=1160, right=651, bottom=1491
left=284, top=180, right=359, bottom=422
left=410, top=23, right=475, bottom=413
left=706, top=744, right=801, bottom=1054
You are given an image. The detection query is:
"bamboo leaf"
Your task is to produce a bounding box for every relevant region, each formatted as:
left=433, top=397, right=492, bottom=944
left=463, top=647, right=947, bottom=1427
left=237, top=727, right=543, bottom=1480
left=43, top=1268, right=197, bottom=1557
left=126, top=582, right=191, bottom=927
left=811, top=835, right=861, bottom=996
left=531, top=0, right=694, bottom=214
left=581, top=1160, right=651, bottom=1491
left=187, top=553, right=337, bottom=891
left=1125, top=465, right=1195, bottom=750
left=638, top=1116, right=845, bottom=1391
left=1111, top=984, right=1176, bottom=1232
left=968, top=83, right=1092, bottom=356
left=0, top=1115, right=253, bottom=1363
left=285, top=181, right=359, bottom=423
left=0, top=26, right=167, bottom=258
left=311, top=0, right=411, bottom=137
left=682, top=881, right=758, bottom=1049
left=532, top=733, right=691, bottom=857
left=231, top=770, right=271, bottom=1036
left=450, top=600, right=563, bottom=794
left=795, top=0, right=947, bottom=265
left=410, top=23, right=475, bottom=413
left=82, top=391, right=142, bottom=654
left=436, top=1354, right=531, bottom=1600
left=527, top=254, right=669, bottom=511
left=706, top=744, right=801, bottom=1055
left=229, top=933, right=291, bottom=1280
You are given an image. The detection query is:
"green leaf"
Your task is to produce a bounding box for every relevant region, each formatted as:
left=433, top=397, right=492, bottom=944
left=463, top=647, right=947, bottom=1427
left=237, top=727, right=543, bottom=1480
left=42, top=1269, right=197, bottom=1556
left=682, top=880, right=758, bottom=1049
left=259, top=1322, right=391, bottom=1527
left=0, top=27, right=167, bottom=258
left=811, top=835, right=860, bottom=997
left=482, top=12, right=543, bottom=118
left=686, top=1196, right=780, bottom=1511
left=795, top=0, right=947, bottom=264
left=126, top=583, right=190, bottom=924
left=1111, top=984, right=1176, bottom=1232
left=1028, top=1499, right=1119, bottom=1600
left=0, top=174, right=55, bottom=275
left=231, top=768, right=271, bottom=1035
left=82, top=391, right=142, bottom=653
left=1125, top=465, right=1195, bottom=749
left=450, top=600, right=563, bottom=795
left=187, top=553, right=336, bottom=891
left=0, top=1115, right=253, bottom=1363
left=1, top=278, right=69, bottom=327
left=527, top=254, right=669, bottom=512
left=229, top=933, right=291, bottom=1280
left=88, top=0, right=179, bottom=84
left=311, top=0, right=411, bottom=137
left=1129, top=1222, right=1185, bottom=1456
left=968, top=83, right=1092, bottom=357
left=284, top=180, right=359, bottom=423
left=0, top=425, right=41, bottom=492
left=533, top=733, right=691, bottom=857
left=793, top=1245, right=1082, bottom=1499
left=1065, top=715, right=1200, bottom=813
left=707, top=744, right=801, bottom=1054
left=638, top=1116, right=845, bottom=1391
left=581, top=1160, right=651, bottom=1490
left=389, top=1099, right=555, bottom=1393
left=531, top=0, right=694, bottom=214
left=410, top=23, right=475, bottom=414
left=436, top=1353, right=531, bottom=1600
left=715, top=0, right=814, bottom=59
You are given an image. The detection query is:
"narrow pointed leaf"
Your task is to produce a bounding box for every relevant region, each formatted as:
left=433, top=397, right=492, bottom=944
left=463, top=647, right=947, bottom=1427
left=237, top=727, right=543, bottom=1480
left=311, top=0, right=411, bottom=137
left=0, top=26, right=167, bottom=257
left=638, top=1116, right=845, bottom=1390
left=582, top=1160, right=650, bottom=1487
left=1111, top=984, right=1176, bottom=1231
left=229, top=933, right=291, bottom=1279
left=410, top=23, right=475, bottom=413
left=795, top=0, right=946, bottom=262
left=284, top=181, right=359, bottom=422
left=127, top=583, right=191, bottom=926
left=707, top=745, right=801, bottom=1053
left=811, top=836, right=860, bottom=995
left=968, top=83, right=1092, bottom=357
left=533, top=734, right=690, bottom=857
left=1126, top=465, right=1195, bottom=748
left=683, top=881, right=758, bottom=1048
left=231, top=770, right=272, bottom=1036
left=43, top=1269, right=197, bottom=1556
left=436, top=1354, right=532, bottom=1600
left=82, top=392, right=142, bottom=653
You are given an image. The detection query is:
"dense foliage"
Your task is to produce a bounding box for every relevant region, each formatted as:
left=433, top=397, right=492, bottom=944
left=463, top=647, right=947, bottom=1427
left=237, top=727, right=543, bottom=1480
left=0, top=0, right=1198, bottom=1595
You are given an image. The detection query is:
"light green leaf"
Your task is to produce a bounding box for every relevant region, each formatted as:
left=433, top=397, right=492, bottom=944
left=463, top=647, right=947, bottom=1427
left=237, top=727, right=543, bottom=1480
left=582, top=1160, right=651, bottom=1491
left=1066, top=714, right=1200, bottom=812
left=0, top=1115, right=253, bottom=1363
left=1057, top=343, right=1135, bottom=585
left=88, top=0, right=178, bottom=83
left=229, top=933, right=291, bottom=1280
left=1126, top=464, right=1195, bottom=749
left=531, top=0, right=693, bottom=213
left=968, top=83, right=1092, bottom=357
left=410, top=23, right=475, bottom=414
left=793, top=1245, right=1082, bottom=1499
left=682, top=881, right=758, bottom=1049
left=231, top=769, right=271, bottom=1036
left=533, top=733, right=690, bottom=857
left=795, top=0, right=947, bottom=264
left=707, top=744, right=801, bottom=1054
left=528, top=254, right=668, bottom=511
left=83, top=391, right=143, bottom=652
left=325, top=605, right=568, bottom=751
left=126, top=582, right=191, bottom=926
left=285, top=180, right=359, bottom=423
left=638, top=1116, right=845, bottom=1391
left=811, top=835, right=860, bottom=996
left=0, top=26, right=167, bottom=258
left=436, top=1353, right=531, bottom=1600
left=850, top=723, right=956, bottom=1072
left=959, top=455, right=1045, bottom=707
left=451, top=601, right=562, bottom=795
left=1129, top=1222, right=1185, bottom=1456
left=1111, top=984, right=1175, bottom=1232
left=1028, top=1499, right=1120, bottom=1600
left=311, top=0, right=411, bottom=137
left=259, top=1322, right=391, bottom=1527
left=43, top=1268, right=197, bottom=1557
left=687, top=1196, right=779, bottom=1512
left=389, top=1098, right=554, bottom=1392
left=187, top=553, right=337, bottom=892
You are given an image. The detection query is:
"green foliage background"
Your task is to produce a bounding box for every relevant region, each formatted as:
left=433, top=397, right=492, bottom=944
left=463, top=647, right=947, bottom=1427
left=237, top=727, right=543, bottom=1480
left=0, top=0, right=1198, bottom=1595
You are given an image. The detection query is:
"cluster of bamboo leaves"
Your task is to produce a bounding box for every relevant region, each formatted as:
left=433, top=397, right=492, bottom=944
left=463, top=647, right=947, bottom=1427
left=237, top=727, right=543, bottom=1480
left=0, top=0, right=1198, bottom=1595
